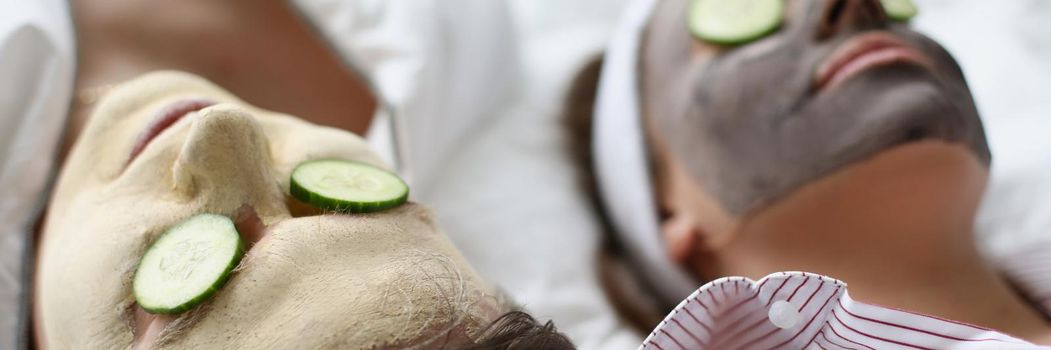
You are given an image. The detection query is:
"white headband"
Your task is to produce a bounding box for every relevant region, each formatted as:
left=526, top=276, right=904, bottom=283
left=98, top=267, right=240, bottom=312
left=593, top=0, right=697, bottom=304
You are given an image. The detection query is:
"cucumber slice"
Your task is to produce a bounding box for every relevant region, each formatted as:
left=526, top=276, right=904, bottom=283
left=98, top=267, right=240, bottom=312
left=881, top=0, right=917, bottom=22
left=689, top=0, right=784, bottom=45
left=290, top=159, right=409, bottom=213
left=134, top=214, right=245, bottom=314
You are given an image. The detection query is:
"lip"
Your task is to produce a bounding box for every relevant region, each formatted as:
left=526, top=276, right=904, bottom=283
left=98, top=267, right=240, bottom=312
left=814, top=32, right=933, bottom=92
left=127, top=99, right=215, bottom=165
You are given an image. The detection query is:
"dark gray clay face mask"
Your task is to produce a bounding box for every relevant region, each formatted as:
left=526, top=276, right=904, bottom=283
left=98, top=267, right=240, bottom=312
left=641, top=0, right=990, bottom=215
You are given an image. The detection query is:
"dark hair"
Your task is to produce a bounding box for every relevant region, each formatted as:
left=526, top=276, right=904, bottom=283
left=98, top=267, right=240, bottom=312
left=456, top=311, right=575, bottom=350
left=562, top=57, right=605, bottom=199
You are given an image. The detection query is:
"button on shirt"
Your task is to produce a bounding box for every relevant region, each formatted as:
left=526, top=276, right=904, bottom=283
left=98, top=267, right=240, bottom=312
left=641, top=247, right=1051, bottom=350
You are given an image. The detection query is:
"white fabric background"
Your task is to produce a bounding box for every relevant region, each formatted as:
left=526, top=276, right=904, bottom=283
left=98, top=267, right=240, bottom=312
left=0, top=0, right=75, bottom=348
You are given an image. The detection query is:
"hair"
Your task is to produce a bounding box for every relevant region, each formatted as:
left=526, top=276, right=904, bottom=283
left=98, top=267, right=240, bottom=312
left=456, top=311, right=575, bottom=350
left=562, top=57, right=605, bottom=201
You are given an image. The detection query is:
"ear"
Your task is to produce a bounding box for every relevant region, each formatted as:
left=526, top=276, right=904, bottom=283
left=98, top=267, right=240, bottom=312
left=647, top=128, right=739, bottom=263
left=661, top=207, right=736, bottom=264
left=661, top=213, right=697, bottom=264
left=695, top=219, right=736, bottom=252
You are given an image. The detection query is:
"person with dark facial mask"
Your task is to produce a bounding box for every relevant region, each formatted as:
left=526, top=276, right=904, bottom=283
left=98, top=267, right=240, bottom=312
left=576, top=0, right=1051, bottom=347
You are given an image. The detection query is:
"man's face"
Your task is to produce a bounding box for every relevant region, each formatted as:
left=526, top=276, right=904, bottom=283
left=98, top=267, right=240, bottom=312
left=642, top=0, right=990, bottom=214
left=36, top=72, right=504, bottom=349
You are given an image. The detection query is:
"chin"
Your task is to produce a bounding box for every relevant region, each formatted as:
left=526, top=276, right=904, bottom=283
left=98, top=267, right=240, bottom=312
left=836, top=67, right=988, bottom=160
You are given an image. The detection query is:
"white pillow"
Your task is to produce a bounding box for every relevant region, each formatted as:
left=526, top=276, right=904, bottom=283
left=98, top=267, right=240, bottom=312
left=913, top=0, right=1051, bottom=258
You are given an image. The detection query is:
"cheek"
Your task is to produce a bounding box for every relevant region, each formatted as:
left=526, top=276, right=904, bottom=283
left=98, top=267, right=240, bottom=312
left=914, top=36, right=968, bottom=84
left=695, top=46, right=809, bottom=135
left=159, top=214, right=494, bottom=348
left=37, top=196, right=201, bottom=348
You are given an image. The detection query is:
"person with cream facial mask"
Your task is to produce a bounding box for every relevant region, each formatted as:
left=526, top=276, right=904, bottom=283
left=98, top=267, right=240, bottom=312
left=575, top=0, right=1051, bottom=347
left=6, top=0, right=641, bottom=347
left=33, top=71, right=574, bottom=349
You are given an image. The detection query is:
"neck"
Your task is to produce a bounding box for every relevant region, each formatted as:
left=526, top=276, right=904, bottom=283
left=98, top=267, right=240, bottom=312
left=697, top=142, right=1051, bottom=341
left=68, top=0, right=375, bottom=156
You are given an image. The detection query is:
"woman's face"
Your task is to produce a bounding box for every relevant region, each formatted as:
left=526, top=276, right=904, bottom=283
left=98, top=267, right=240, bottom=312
left=36, top=72, right=504, bottom=349
left=641, top=0, right=990, bottom=214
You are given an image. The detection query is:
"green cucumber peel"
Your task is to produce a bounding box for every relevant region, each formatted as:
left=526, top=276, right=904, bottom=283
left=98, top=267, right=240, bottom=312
left=689, top=0, right=785, bottom=46
left=133, top=214, right=245, bottom=314
left=881, top=0, right=918, bottom=22
left=290, top=159, right=409, bottom=213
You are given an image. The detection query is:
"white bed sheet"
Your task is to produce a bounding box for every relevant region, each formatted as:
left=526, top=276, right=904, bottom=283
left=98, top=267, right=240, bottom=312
left=913, top=0, right=1051, bottom=259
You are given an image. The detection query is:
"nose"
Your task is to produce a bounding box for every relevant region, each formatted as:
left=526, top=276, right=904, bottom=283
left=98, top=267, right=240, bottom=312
left=816, top=0, right=887, bottom=40
left=172, top=105, right=288, bottom=219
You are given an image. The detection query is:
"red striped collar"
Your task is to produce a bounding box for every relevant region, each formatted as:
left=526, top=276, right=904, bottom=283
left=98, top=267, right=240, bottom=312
left=642, top=271, right=1051, bottom=349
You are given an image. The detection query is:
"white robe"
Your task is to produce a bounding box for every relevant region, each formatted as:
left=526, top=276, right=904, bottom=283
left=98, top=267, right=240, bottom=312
left=0, top=0, right=75, bottom=346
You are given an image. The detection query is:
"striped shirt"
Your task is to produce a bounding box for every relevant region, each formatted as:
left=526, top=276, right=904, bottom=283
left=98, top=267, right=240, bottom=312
left=641, top=251, right=1051, bottom=350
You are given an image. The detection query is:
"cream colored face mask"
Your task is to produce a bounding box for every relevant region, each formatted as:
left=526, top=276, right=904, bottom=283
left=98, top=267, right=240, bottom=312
left=36, top=71, right=504, bottom=349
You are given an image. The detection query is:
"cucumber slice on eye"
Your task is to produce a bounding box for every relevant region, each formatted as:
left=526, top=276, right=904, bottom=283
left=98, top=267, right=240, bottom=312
left=133, top=214, right=245, bottom=314
left=881, top=0, right=918, bottom=22
left=290, top=159, right=409, bottom=213
left=689, top=0, right=785, bottom=45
